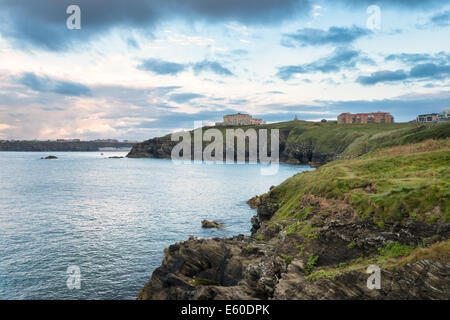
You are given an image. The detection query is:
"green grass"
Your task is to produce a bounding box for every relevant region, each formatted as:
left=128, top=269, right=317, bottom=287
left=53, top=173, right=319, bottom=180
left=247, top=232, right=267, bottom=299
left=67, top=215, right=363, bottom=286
left=305, top=254, right=319, bottom=274
left=191, top=278, right=219, bottom=286
left=153, top=120, right=450, bottom=161
left=378, top=242, right=414, bottom=258
left=305, top=240, right=449, bottom=281
left=281, top=254, right=293, bottom=263
left=269, top=138, right=450, bottom=226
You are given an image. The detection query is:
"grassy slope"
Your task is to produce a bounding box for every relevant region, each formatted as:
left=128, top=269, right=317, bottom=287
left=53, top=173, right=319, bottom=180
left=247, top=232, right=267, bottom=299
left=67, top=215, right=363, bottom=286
left=274, top=138, right=450, bottom=226
left=254, top=133, right=449, bottom=282
left=259, top=132, right=450, bottom=279
left=188, top=121, right=449, bottom=158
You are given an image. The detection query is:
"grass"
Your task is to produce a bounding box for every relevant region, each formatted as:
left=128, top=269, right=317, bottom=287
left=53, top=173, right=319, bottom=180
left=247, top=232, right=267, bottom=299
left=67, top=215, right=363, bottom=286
left=378, top=241, right=414, bottom=258
left=305, top=240, right=450, bottom=281
left=281, top=254, right=293, bottom=263
left=305, top=254, right=319, bottom=274
left=150, top=120, right=449, bottom=161
left=270, top=138, right=450, bottom=226
left=191, top=278, right=219, bottom=286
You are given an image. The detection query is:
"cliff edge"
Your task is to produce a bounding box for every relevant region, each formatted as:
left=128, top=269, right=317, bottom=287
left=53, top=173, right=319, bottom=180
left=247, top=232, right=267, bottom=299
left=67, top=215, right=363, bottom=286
left=138, top=134, right=450, bottom=300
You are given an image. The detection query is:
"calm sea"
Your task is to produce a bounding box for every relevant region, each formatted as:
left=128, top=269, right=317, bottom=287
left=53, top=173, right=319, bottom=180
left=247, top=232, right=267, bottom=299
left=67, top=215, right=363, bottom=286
left=0, top=152, right=313, bottom=299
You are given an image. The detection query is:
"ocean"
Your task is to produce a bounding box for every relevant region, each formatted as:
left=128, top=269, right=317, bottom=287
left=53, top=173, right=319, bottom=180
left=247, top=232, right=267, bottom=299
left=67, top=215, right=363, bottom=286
left=0, top=151, right=313, bottom=299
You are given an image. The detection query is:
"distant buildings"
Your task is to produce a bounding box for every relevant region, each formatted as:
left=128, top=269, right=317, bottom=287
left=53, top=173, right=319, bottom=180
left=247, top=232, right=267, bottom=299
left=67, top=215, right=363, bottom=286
left=416, top=109, right=450, bottom=123
left=215, top=113, right=266, bottom=126
left=338, top=112, right=394, bottom=124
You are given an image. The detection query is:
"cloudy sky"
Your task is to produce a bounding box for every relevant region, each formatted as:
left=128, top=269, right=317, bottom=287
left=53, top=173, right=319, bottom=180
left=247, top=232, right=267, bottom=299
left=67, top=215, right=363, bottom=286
left=0, top=0, right=449, bottom=140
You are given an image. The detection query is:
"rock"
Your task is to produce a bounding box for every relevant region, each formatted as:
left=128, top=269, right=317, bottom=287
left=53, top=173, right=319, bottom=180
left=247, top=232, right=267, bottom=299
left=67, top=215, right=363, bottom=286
left=138, top=190, right=450, bottom=300
left=41, top=155, right=58, bottom=159
left=201, top=220, right=223, bottom=229
left=108, top=156, right=124, bottom=159
left=247, top=196, right=261, bottom=209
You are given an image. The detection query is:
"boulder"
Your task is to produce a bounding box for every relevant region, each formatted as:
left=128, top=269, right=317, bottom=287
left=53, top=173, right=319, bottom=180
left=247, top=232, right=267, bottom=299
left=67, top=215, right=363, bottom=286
left=201, top=220, right=223, bottom=229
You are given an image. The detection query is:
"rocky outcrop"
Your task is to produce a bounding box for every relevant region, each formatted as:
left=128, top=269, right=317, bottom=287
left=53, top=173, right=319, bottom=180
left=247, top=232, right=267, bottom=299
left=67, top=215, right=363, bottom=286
left=41, top=155, right=58, bottom=159
left=201, top=220, right=223, bottom=229
left=274, top=259, right=449, bottom=299
left=138, top=192, right=450, bottom=300
left=126, top=136, right=176, bottom=159
left=137, top=235, right=288, bottom=300
left=126, top=129, right=339, bottom=165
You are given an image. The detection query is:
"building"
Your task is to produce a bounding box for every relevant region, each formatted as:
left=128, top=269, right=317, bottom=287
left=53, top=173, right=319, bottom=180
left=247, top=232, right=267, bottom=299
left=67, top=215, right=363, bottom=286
left=416, top=110, right=450, bottom=123
left=215, top=113, right=266, bottom=126
left=337, top=112, right=394, bottom=124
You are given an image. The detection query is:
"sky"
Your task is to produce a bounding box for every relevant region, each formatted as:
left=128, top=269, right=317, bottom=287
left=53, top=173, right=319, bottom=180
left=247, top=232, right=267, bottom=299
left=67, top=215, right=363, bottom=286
left=0, top=0, right=449, bottom=140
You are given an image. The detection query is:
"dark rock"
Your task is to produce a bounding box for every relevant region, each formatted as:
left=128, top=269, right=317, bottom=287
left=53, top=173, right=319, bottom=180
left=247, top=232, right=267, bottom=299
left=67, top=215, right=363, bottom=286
left=201, top=220, right=223, bottom=229
left=41, top=155, right=58, bottom=159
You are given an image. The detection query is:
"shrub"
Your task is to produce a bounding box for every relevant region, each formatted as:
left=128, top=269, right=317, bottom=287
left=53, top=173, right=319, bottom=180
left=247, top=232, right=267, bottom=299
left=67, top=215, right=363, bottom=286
left=305, top=254, right=319, bottom=274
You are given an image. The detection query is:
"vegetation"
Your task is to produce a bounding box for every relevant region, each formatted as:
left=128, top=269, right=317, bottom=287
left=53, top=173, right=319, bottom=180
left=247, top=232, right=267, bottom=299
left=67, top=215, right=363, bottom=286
left=305, top=254, right=319, bottom=274
left=271, top=138, right=450, bottom=226
left=378, top=241, right=415, bottom=258
left=191, top=277, right=219, bottom=286
left=305, top=240, right=449, bottom=281
left=129, top=119, right=450, bottom=163
left=281, top=254, right=293, bottom=263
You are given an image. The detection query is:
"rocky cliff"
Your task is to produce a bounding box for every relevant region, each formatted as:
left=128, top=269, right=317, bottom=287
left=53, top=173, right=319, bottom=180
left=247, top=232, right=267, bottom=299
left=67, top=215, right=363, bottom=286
left=137, top=137, right=450, bottom=300
left=127, top=121, right=450, bottom=166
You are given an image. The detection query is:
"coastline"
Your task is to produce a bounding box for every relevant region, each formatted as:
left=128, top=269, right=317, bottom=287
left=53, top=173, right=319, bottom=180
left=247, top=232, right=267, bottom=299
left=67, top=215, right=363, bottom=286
left=137, top=134, right=450, bottom=300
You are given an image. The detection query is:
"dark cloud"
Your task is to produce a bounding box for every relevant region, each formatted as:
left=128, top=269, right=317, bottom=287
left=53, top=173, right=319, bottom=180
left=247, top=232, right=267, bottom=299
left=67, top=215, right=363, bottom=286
left=192, top=60, right=233, bottom=76
left=357, top=63, right=450, bottom=85
left=410, top=63, right=450, bottom=78
left=277, top=48, right=367, bottom=80
left=338, top=0, right=446, bottom=7
left=169, top=93, right=205, bottom=103
left=430, top=10, right=450, bottom=26
left=282, top=26, right=371, bottom=47
left=357, top=70, right=408, bottom=85
left=18, top=72, right=92, bottom=96
left=137, top=58, right=186, bottom=75
left=0, top=0, right=310, bottom=51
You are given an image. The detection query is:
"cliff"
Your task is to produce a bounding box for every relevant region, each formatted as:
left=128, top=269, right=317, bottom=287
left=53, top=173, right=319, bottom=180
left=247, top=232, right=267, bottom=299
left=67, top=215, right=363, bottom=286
left=138, top=136, right=450, bottom=300
left=127, top=121, right=450, bottom=165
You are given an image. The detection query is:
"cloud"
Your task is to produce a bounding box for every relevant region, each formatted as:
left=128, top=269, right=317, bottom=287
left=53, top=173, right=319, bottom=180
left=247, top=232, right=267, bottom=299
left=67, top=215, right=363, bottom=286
left=137, top=58, right=186, bottom=75
left=338, top=0, right=445, bottom=8
left=0, top=0, right=310, bottom=51
left=357, top=70, right=408, bottom=85
left=169, top=93, right=205, bottom=103
left=192, top=60, right=233, bottom=76
left=410, top=63, right=450, bottom=78
left=430, top=10, right=450, bottom=26
left=277, top=47, right=367, bottom=80
left=357, top=63, right=450, bottom=85
left=282, top=26, right=371, bottom=47
left=18, top=72, right=92, bottom=96
left=137, top=58, right=233, bottom=76
left=127, top=37, right=140, bottom=49
left=385, top=52, right=450, bottom=64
